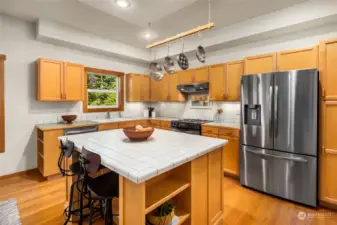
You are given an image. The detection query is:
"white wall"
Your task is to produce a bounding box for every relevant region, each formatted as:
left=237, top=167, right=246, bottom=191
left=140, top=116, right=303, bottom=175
left=0, top=14, right=148, bottom=176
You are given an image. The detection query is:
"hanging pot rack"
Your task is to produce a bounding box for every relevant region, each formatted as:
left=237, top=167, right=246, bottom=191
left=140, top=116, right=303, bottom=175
left=146, top=22, right=215, bottom=49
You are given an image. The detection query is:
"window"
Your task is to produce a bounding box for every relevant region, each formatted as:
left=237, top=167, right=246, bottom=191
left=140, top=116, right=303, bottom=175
left=83, top=67, right=124, bottom=112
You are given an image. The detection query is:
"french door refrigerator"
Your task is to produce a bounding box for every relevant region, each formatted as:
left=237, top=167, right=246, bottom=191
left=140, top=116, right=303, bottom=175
left=240, top=69, right=318, bottom=207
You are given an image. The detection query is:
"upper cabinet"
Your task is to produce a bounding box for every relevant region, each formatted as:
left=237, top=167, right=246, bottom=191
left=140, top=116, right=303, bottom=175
left=244, top=53, right=277, bottom=75
left=36, top=59, right=83, bottom=101
left=226, top=60, right=244, bottom=101
left=126, top=74, right=150, bottom=102
left=277, top=46, right=318, bottom=71
left=169, top=72, right=186, bottom=102
left=320, top=39, right=337, bottom=100
left=150, top=74, right=169, bottom=102
left=209, top=64, right=226, bottom=101
left=179, top=69, right=195, bottom=84
left=194, top=66, right=209, bottom=83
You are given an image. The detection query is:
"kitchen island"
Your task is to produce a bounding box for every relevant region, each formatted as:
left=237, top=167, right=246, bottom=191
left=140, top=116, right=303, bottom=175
left=59, top=129, right=227, bottom=225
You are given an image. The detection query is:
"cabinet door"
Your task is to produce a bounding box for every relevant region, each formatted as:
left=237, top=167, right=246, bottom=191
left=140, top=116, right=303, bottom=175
left=209, top=64, right=226, bottom=101
left=179, top=69, right=195, bottom=84
left=320, top=102, right=337, bottom=205
left=37, top=59, right=63, bottom=101
left=244, top=53, right=277, bottom=75
left=126, top=74, right=141, bottom=102
left=219, top=135, right=239, bottom=176
left=150, top=78, right=161, bottom=102
left=320, top=39, right=337, bottom=100
left=64, top=62, right=83, bottom=101
left=195, top=66, right=209, bottom=83
left=277, top=46, right=318, bottom=71
left=226, top=60, right=243, bottom=101
left=208, top=148, right=223, bottom=225
left=160, top=74, right=170, bottom=101
left=169, top=72, right=186, bottom=102
left=140, top=74, right=150, bottom=101
left=43, top=129, right=64, bottom=177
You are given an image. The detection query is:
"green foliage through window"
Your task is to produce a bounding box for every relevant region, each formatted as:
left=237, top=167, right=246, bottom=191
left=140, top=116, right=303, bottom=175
left=87, top=72, right=118, bottom=108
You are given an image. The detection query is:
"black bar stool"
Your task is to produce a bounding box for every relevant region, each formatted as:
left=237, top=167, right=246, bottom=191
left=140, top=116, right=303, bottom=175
left=80, top=147, right=119, bottom=225
left=59, top=140, right=90, bottom=225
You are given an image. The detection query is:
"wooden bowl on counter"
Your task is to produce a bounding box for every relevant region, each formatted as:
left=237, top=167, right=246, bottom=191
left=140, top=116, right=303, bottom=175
left=123, top=126, right=154, bottom=141
left=61, top=115, right=77, bottom=124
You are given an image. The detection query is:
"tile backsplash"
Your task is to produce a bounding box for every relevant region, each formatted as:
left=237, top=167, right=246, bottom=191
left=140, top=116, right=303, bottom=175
left=149, top=98, right=240, bottom=123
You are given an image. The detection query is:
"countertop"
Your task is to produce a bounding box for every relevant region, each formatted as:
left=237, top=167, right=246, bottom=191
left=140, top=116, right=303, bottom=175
left=36, top=117, right=179, bottom=131
left=204, top=122, right=240, bottom=129
left=59, top=129, right=227, bottom=184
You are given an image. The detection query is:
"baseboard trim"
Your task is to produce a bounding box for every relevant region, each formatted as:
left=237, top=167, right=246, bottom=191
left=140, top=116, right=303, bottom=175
left=319, top=200, right=337, bottom=211
left=0, top=168, right=38, bottom=180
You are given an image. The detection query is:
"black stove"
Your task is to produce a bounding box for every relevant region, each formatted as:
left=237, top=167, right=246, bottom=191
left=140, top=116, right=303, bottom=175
left=171, top=119, right=213, bottom=135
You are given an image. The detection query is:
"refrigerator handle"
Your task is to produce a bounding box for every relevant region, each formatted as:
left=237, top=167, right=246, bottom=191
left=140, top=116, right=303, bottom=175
left=245, top=149, right=308, bottom=163
left=274, top=85, right=279, bottom=139
left=269, top=86, right=273, bottom=139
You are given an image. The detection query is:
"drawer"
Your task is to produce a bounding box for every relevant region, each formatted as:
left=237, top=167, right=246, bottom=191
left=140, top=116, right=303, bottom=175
left=137, top=120, right=149, bottom=126
left=150, top=120, right=160, bottom=126
left=202, top=126, right=219, bottom=135
left=202, top=133, right=218, bottom=138
left=99, top=123, right=119, bottom=131
left=219, top=128, right=239, bottom=137
left=160, top=121, right=171, bottom=128
left=119, top=121, right=135, bottom=128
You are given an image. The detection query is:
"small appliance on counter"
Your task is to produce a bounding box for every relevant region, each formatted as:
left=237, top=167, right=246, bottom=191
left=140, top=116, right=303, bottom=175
left=148, top=107, right=155, bottom=118
left=143, top=109, right=149, bottom=118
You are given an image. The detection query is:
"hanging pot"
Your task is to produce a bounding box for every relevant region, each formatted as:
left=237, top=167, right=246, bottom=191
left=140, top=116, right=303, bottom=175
left=196, top=45, right=206, bottom=63
left=149, top=50, right=164, bottom=81
left=163, top=44, right=176, bottom=74
left=177, top=39, right=189, bottom=70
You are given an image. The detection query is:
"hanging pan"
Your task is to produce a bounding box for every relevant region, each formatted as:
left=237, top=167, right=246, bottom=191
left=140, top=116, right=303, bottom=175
left=196, top=32, right=206, bottom=63
left=163, top=44, right=176, bottom=74
left=177, top=39, right=189, bottom=70
left=149, top=50, right=164, bottom=81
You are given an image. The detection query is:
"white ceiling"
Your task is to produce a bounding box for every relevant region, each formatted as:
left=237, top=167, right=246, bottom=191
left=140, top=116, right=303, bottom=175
left=0, top=0, right=308, bottom=48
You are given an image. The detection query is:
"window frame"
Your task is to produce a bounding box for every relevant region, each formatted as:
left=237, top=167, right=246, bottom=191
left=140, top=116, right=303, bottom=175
left=83, top=67, right=124, bottom=113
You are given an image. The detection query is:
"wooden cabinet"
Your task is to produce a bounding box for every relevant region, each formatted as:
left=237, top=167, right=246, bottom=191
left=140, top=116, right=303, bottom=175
left=37, top=59, right=83, bottom=101
left=179, top=69, right=195, bottom=84
left=150, top=74, right=169, bottom=102
left=219, top=135, right=239, bottom=176
left=244, top=53, right=277, bottom=75
left=126, top=74, right=150, bottom=102
left=37, top=129, right=64, bottom=177
left=202, top=125, right=240, bottom=177
left=320, top=39, right=337, bottom=100
left=320, top=102, right=337, bottom=206
left=119, top=121, right=136, bottom=128
left=226, top=60, right=244, bottom=101
left=209, top=64, right=226, bottom=101
left=168, top=72, right=186, bottom=102
left=99, top=123, right=119, bottom=131
left=277, top=46, right=318, bottom=71
left=194, top=66, right=209, bottom=83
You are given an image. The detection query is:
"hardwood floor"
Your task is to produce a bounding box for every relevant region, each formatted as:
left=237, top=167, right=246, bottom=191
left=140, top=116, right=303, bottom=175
left=0, top=170, right=336, bottom=225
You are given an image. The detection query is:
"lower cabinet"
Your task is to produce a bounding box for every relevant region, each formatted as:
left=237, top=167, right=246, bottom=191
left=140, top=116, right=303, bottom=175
left=219, top=135, right=240, bottom=176
left=202, top=125, right=240, bottom=178
left=320, top=102, right=337, bottom=206
left=37, top=129, right=64, bottom=177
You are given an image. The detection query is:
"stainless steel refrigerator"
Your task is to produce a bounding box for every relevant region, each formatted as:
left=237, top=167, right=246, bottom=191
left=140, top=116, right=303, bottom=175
left=240, top=68, right=318, bottom=207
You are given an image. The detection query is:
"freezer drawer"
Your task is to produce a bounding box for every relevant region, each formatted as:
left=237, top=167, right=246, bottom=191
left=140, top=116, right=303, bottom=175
left=240, top=145, right=317, bottom=207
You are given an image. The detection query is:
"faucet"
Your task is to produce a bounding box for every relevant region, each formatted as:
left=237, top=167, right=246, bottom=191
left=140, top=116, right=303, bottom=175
left=106, top=112, right=111, bottom=119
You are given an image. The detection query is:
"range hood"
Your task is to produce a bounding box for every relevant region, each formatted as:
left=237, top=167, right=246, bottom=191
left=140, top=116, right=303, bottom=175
left=177, top=82, right=209, bottom=94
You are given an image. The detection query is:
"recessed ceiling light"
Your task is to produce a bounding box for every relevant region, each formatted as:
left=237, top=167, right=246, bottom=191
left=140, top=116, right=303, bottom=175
left=144, top=33, right=151, bottom=39
left=114, top=0, right=131, bottom=9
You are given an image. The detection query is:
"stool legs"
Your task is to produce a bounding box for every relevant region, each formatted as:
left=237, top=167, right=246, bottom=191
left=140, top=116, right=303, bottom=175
left=104, top=199, right=113, bottom=225
left=64, top=181, right=75, bottom=225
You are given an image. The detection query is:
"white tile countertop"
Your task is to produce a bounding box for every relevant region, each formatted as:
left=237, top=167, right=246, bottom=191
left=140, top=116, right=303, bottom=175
left=59, top=129, right=227, bottom=184
left=92, top=117, right=179, bottom=124
left=205, top=122, right=240, bottom=129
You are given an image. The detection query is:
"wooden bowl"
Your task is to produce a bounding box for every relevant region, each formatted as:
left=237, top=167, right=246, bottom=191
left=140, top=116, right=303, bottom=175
left=123, top=127, right=154, bottom=141
left=61, top=115, right=77, bottom=124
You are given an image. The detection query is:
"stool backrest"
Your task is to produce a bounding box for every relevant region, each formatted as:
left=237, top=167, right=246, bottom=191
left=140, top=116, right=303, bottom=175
left=81, top=148, right=101, bottom=174
left=58, top=140, right=75, bottom=176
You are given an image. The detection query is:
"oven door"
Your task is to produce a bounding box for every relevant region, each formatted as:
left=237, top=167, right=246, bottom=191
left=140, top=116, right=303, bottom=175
left=240, top=145, right=317, bottom=207
left=171, top=128, right=200, bottom=135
